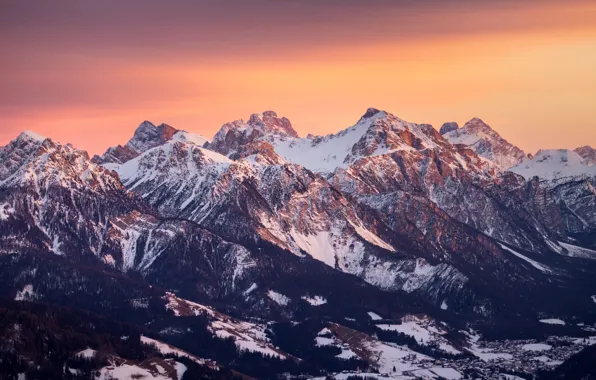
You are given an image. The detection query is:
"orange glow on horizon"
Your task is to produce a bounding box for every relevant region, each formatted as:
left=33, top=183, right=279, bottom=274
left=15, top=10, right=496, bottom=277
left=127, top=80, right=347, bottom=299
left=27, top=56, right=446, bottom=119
left=2, top=1, right=595, bottom=155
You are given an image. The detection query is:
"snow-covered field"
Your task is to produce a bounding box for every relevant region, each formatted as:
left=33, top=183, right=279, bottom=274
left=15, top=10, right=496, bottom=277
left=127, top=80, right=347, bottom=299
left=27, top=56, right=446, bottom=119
left=163, top=292, right=289, bottom=359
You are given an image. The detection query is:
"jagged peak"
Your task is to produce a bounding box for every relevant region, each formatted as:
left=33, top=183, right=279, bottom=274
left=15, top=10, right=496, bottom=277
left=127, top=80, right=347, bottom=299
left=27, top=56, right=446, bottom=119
left=357, top=108, right=387, bottom=124
left=138, top=120, right=156, bottom=129
left=210, top=111, right=299, bottom=156
left=462, top=117, right=492, bottom=131
left=439, top=122, right=459, bottom=135
left=126, top=121, right=180, bottom=153
left=362, top=107, right=382, bottom=118
left=574, top=145, right=596, bottom=165
left=18, top=130, right=47, bottom=143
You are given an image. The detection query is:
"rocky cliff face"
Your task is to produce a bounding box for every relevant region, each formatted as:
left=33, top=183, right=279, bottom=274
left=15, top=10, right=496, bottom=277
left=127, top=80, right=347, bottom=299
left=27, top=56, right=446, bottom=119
left=94, top=121, right=208, bottom=165
left=575, top=145, right=596, bottom=165
left=3, top=108, right=596, bottom=324
left=442, top=118, right=527, bottom=170
left=98, top=110, right=596, bottom=319
left=0, top=131, right=258, bottom=302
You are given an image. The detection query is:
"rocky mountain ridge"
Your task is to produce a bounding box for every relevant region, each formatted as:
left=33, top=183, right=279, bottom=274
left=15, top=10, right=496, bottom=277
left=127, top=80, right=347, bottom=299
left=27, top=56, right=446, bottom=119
left=1, top=109, right=596, bottom=379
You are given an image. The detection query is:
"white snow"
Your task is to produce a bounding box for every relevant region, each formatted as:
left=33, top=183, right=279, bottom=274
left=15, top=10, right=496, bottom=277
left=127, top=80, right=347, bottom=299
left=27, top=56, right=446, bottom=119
left=318, top=328, right=332, bottom=336
left=377, top=315, right=461, bottom=355
left=532, top=355, right=563, bottom=366
left=470, top=349, right=513, bottom=362
left=313, top=326, right=359, bottom=360
left=539, top=318, right=566, bottom=325
left=335, top=349, right=358, bottom=359
left=0, top=202, right=14, bottom=221
left=499, top=244, right=551, bottom=273
left=315, top=336, right=335, bottom=347
left=592, top=295, right=596, bottom=304
left=348, top=221, right=395, bottom=252
left=289, top=228, right=336, bottom=266
left=510, top=149, right=596, bottom=180
left=368, top=311, right=383, bottom=320
left=75, top=348, right=97, bottom=358
left=163, top=293, right=286, bottom=359
left=141, top=336, right=207, bottom=365
left=313, top=373, right=394, bottom=380
left=269, top=118, right=373, bottom=173
left=559, top=242, right=596, bottom=260
left=21, top=130, right=47, bottom=142
left=302, top=295, right=327, bottom=306
left=96, top=364, right=172, bottom=380
left=464, top=331, right=513, bottom=362
left=260, top=110, right=438, bottom=175
left=103, top=254, right=116, bottom=267
left=171, top=130, right=209, bottom=146
left=51, top=235, right=63, bottom=256
left=410, top=367, right=463, bottom=380
left=14, top=284, right=36, bottom=301
left=243, top=283, right=258, bottom=296
left=267, top=290, right=290, bottom=306
left=443, top=120, right=524, bottom=170
left=234, top=339, right=285, bottom=358
left=522, top=343, right=552, bottom=352
left=441, top=300, right=448, bottom=310
left=378, top=322, right=434, bottom=344
left=174, top=362, right=187, bottom=380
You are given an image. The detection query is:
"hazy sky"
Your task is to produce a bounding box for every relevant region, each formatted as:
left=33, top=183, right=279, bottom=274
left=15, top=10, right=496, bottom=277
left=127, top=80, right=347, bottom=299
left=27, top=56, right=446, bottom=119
left=2, top=0, right=595, bottom=155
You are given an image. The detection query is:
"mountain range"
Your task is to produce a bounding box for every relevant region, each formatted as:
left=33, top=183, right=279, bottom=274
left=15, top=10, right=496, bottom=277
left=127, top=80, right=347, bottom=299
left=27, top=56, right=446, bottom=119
left=1, top=108, right=595, bottom=380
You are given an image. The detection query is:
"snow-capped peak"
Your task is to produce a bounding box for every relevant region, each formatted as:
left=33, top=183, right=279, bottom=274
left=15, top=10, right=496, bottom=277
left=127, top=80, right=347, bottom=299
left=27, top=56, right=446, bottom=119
left=509, top=149, right=596, bottom=181
left=357, top=107, right=385, bottom=122
left=209, top=111, right=299, bottom=157
left=171, top=130, right=210, bottom=147
left=443, top=118, right=525, bottom=170
left=575, top=145, right=596, bottom=166
left=0, top=130, right=122, bottom=191
left=127, top=121, right=179, bottom=153
left=18, top=130, right=47, bottom=143
left=95, top=120, right=208, bottom=165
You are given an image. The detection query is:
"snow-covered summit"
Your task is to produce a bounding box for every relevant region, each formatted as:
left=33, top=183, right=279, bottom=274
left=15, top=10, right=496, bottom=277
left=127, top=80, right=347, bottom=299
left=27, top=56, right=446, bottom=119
left=0, top=130, right=123, bottom=193
left=209, top=111, right=298, bottom=156
left=509, top=149, right=596, bottom=181
left=443, top=118, right=526, bottom=170
left=575, top=145, right=596, bottom=166
left=19, top=130, right=47, bottom=143
left=211, top=108, right=485, bottom=176
left=96, top=121, right=209, bottom=165
left=127, top=121, right=179, bottom=153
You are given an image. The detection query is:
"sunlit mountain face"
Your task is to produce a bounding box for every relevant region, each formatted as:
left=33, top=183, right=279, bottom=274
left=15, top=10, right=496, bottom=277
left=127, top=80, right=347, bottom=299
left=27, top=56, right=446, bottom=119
left=1, top=1, right=596, bottom=379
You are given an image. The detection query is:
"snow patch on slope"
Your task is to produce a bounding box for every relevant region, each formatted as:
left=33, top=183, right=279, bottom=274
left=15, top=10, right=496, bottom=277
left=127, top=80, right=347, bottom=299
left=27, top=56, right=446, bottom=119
left=0, top=203, right=14, bottom=221
left=510, top=149, right=596, bottom=180
left=163, top=293, right=288, bottom=359
left=376, top=315, right=461, bottom=355
left=171, top=131, right=209, bottom=146
left=499, top=244, right=551, bottom=273
left=539, top=318, right=566, bottom=325
left=302, top=295, right=327, bottom=306
left=559, top=242, right=596, bottom=260
left=267, top=290, right=291, bottom=306
left=15, top=284, right=36, bottom=301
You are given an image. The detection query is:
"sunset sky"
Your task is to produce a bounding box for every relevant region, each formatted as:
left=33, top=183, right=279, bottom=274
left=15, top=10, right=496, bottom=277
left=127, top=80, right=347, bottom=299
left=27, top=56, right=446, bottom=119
left=2, top=0, right=595, bottom=155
